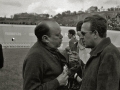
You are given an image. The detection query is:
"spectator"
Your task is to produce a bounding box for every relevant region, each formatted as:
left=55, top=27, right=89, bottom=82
left=68, top=29, right=78, bottom=50
left=73, top=21, right=91, bottom=64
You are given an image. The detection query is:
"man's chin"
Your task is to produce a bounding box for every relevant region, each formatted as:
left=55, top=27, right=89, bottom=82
left=57, top=43, right=62, bottom=48
left=55, top=41, right=62, bottom=48
left=85, top=45, right=91, bottom=49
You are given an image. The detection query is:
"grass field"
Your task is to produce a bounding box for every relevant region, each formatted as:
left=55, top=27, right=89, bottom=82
left=0, top=47, right=120, bottom=90
left=0, top=48, right=29, bottom=90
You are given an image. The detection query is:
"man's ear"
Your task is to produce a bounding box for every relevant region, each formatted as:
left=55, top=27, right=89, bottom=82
left=93, top=30, right=98, bottom=39
left=42, top=35, right=49, bottom=43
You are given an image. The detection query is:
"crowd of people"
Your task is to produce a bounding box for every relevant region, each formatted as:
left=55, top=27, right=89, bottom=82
left=22, top=14, right=120, bottom=90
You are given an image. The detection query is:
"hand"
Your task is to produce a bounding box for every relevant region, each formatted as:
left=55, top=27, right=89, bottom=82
left=65, top=46, right=71, bottom=52
left=74, top=73, right=82, bottom=83
left=69, top=51, right=79, bottom=62
left=56, top=65, right=69, bottom=86
left=63, top=65, right=68, bottom=74
left=76, top=76, right=82, bottom=83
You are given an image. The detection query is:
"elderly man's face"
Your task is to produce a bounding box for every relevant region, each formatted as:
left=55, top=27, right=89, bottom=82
left=47, top=22, right=63, bottom=49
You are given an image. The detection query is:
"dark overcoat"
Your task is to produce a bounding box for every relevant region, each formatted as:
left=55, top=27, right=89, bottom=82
left=23, top=41, right=68, bottom=90
left=80, top=38, right=120, bottom=90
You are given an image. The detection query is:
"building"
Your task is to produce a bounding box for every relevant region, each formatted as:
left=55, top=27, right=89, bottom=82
left=86, top=6, right=98, bottom=13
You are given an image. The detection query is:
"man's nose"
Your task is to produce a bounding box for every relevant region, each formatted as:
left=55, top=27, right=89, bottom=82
left=60, top=34, right=63, bottom=39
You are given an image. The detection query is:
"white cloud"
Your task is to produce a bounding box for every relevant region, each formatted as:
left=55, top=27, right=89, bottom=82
left=19, top=0, right=120, bottom=16
left=83, top=0, right=92, bottom=11
left=26, top=0, right=69, bottom=15
left=54, top=8, right=66, bottom=14
left=0, top=0, right=119, bottom=17
left=27, top=2, right=41, bottom=13
left=0, top=1, right=22, bottom=7
left=43, top=10, right=49, bottom=14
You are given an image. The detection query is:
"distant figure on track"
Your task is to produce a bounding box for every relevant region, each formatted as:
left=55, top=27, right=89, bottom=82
left=68, top=29, right=78, bottom=50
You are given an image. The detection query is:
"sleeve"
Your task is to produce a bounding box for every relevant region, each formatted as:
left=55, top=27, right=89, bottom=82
left=97, top=52, right=120, bottom=90
left=0, top=44, right=4, bottom=68
left=77, top=60, right=85, bottom=78
left=69, top=40, right=74, bottom=50
left=69, top=58, right=85, bottom=78
left=23, top=54, right=60, bottom=90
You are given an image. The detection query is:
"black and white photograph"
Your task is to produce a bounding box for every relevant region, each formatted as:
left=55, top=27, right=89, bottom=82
left=0, top=0, right=120, bottom=90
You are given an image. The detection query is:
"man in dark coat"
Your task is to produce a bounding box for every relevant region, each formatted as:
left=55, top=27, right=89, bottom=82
left=68, top=29, right=78, bottom=50
left=0, top=44, right=4, bottom=69
left=61, top=21, right=87, bottom=90
left=80, top=15, right=120, bottom=90
left=23, top=20, right=69, bottom=90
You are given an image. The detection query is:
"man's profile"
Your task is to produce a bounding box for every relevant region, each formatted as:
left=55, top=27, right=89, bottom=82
left=23, top=20, right=69, bottom=90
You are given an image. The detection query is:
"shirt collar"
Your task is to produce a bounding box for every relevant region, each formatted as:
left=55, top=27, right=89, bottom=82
left=90, top=37, right=111, bottom=57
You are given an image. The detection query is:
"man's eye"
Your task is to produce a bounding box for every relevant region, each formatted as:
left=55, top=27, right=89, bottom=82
left=81, top=32, right=86, bottom=36
left=56, top=34, right=60, bottom=36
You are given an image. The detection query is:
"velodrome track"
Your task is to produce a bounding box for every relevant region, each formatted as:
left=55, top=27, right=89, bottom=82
left=0, top=24, right=120, bottom=50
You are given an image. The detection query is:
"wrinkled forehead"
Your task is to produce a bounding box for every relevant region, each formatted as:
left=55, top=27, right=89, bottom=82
left=81, top=22, right=91, bottom=32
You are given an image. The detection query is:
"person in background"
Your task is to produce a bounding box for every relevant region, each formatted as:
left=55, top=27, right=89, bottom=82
left=68, top=29, right=78, bottom=50
left=72, top=21, right=90, bottom=65
left=23, top=20, right=69, bottom=90
left=66, top=21, right=91, bottom=88
left=80, top=14, right=120, bottom=90
left=0, top=44, right=4, bottom=69
left=62, top=21, right=91, bottom=90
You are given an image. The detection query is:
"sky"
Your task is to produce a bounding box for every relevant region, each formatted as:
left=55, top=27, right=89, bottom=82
left=0, top=0, right=120, bottom=18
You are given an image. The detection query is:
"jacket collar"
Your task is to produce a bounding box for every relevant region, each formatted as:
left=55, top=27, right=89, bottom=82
left=90, top=37, right=111, bottom=57
left=37, top=41, right=68, bottom=65
left=36, top=41, right=59, bottom=53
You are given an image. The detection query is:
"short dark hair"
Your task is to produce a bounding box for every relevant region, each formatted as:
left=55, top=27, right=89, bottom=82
left=68, top=29, right=76, bottom=35
left=34, top=22, right=50, bottom=41
left=84, top=15, right=107, bottom=38
left=76, top=21, right=83, bottom=31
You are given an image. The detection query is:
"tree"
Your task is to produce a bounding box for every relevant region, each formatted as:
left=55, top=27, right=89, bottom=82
left=11, top=15, right=13, bottom=19
left=73, top=11, right=77, bottom=15
left=62, top=12, right=66, bottom=16
left=46, top=14, right=49, bottom=18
